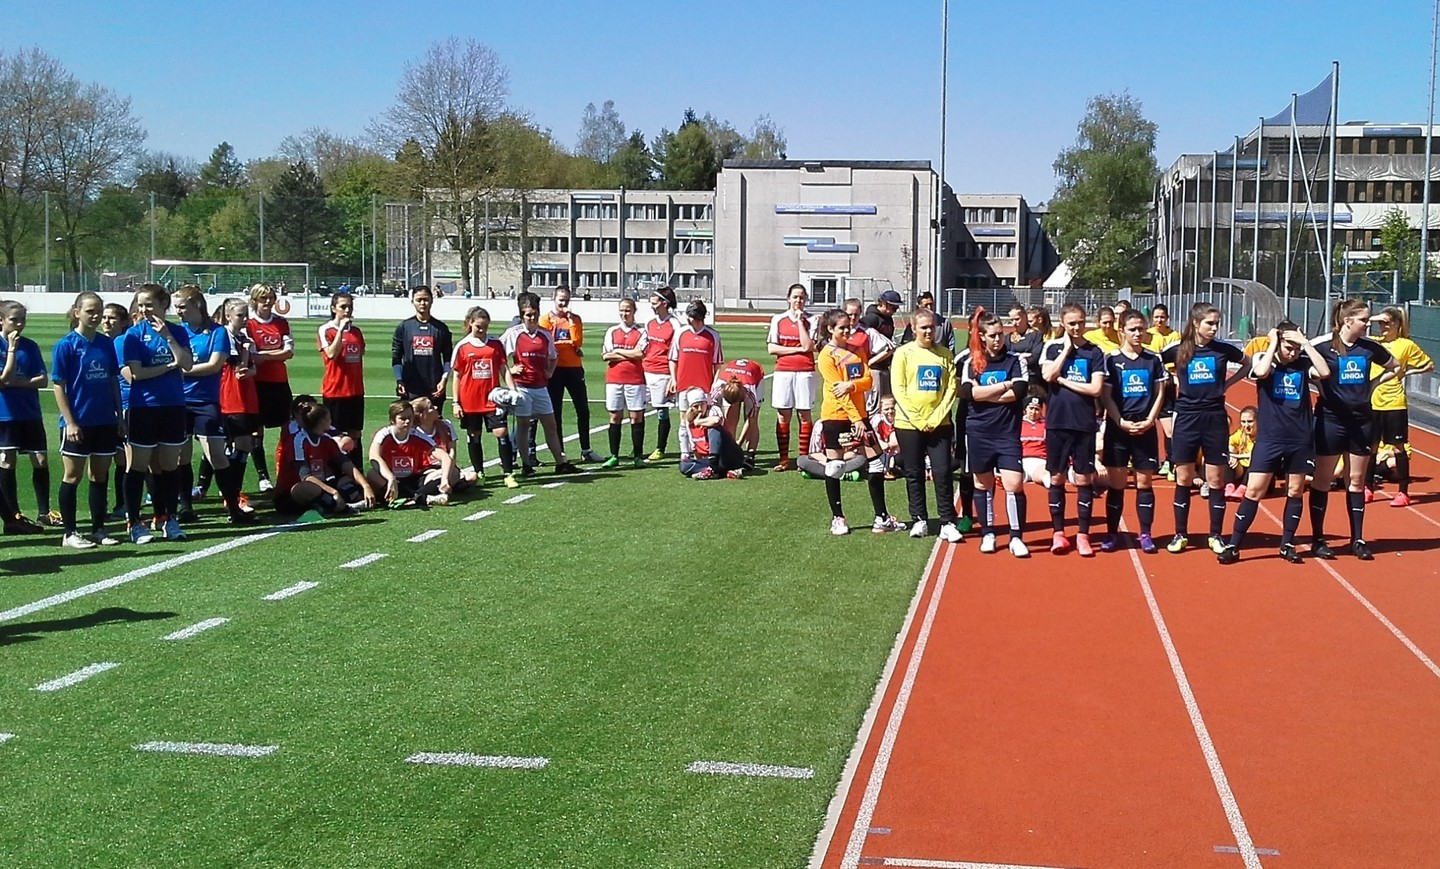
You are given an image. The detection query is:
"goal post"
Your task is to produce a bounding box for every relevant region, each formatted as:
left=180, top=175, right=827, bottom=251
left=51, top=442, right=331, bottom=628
left=148, top=259, right=322, bottom=318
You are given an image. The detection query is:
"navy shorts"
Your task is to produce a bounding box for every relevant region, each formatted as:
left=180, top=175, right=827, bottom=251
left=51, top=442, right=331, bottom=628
left=225, top=413, right=259, bottom=439
left=58, top=423, right=119, bottom=458
left=0, top=418, right=47, bottom=453
left=324, top=395, right=365, bottom=433
left=965, top=434, right=1022, bottom=474
left=1170, top=410, right=1228, bottom=467
left=1314, top=410, right=1373, bottom=457
left=127, top=405, right=188, bottom=449
left=1102, top=425, right=1160, bottom=471
left=1250, top=438, right=1316, bottom=477
left=1045, top=428, right=1097, bottom=475
left=187, top=404, right=226, bottom=439
left=256, top=380, right=294, bottom=428
left=1374, top=409, right=1409, bottom=447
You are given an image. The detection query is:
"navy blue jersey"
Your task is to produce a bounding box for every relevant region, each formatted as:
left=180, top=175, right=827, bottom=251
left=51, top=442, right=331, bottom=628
left=51, top=330, right=120, bottom=427
left=963, top=350, right=1027, bottom=438
left=113, top=335, right=130, bottom=412
left=1103, top=348, right=1166, bottom=421
left=182, top=322, right=231, bottom=406
left=1162, top=340, right=1244, bottom=414
left=1009, top=329, right=1044, bottom=360
left=392, top=317, right=454, bottom=397
left=1041, top=339, right=1105, bottom=432
left=122, top=320, right=186, bottom=408
left=1252, top=356, right=1313, bottom=444
left=0, top=335, right=45, bottom=421
left=1311, top=336, right=1392, bottom=415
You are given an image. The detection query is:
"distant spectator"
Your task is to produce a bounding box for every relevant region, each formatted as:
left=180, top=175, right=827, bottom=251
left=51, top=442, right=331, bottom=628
left=900, top=291, right=956, bottom=353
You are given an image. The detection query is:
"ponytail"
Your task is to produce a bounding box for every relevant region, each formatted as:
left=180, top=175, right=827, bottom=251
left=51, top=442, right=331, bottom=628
left=968, top=307, right=988, bottom=375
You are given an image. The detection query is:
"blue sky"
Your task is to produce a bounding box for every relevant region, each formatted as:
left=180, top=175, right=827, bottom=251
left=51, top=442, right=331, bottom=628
left=4, top=0, right=1436, bottom=203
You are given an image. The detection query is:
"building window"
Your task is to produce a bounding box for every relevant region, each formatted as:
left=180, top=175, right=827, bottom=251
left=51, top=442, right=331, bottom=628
left=576, top=237, right=618, bottom=254
left=575, top=203, right=619, bottom=220
left=674, top=238, right=713, bottom=255
left=576, top=271, right=619, bottom=289
left=626, top=203, right=668, bottom=220
left=528, top=271, right=565, bottom=288
left=529, top=237, right=569, bottom=253
left=674, top=203, right=713, bottom=221
left=530, top=203, right=567, bottom=219
left=672, top=272, right=713, bottom=289
left=810, top=278, right=839, bottom=305
left=626, top=238, right=667, bottom=254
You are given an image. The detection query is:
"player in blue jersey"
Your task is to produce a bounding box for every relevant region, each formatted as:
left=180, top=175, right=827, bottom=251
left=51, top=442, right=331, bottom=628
left=1099, top=310, right=1168, bottom=553
left=1160, top=303, right=1250, bottom=555
left=1217, top=322, right=1330, bottom=564
left=1039, top=301, right=1106, bottom=556
left=100, top=302, right=131, bottom=521
left=50, top=292, right=124, bottom=548
left=120, top=284, right=194, bottom=544
left=960, top=310, right=1031, bottom=557
left=1306, top=299, right=1399, bottom=560
left=0, top=300, right=53, bottom=533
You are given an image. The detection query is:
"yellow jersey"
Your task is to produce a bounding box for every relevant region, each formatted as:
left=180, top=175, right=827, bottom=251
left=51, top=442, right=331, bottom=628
left=1371, top=336, right=1434, bottom=411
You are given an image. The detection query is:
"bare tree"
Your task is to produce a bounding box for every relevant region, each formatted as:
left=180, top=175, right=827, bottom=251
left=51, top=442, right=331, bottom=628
left=277, top=127, right=377, bottom=187
left=0, top=48, right=71, bottom=284
left=576, top=100, right=626, bottom=163
left=370, top=37, right=510, bottom=152
left=743, top=115, right=788, bottom=160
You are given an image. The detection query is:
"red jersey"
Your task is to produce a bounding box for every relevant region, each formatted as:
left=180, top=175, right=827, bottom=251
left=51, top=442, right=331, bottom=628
left=419, top=419, right=458, bottom=465
left=642, top=314, right=683, bottom=375
left=1021, top=418, right=1046, bottom=459
left=686, top=423, right=712, bottom=457
left=718, top=358, right=765, bottom=389
left=370, top=426, right=437, bottom=479
left=276, top=430, right=345, bottom=494
left=502, top=325, right=556, bottom=388
left=317, top=322, right=366, bottom=399
left=219, top=327, right=260, bottom=416
left=602, top=323, right=647, bottom=386
left=247, top=314, right=293, bottom=384
left=768, top=311, right=816, bottom=372
left=669, top=324, right=724, bottom=393
left=450, top=335, right=506, bottom=414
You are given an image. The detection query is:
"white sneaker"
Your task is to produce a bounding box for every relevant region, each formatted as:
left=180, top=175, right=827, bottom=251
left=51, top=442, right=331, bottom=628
left=581, top=449, right=605, bottom=464
left=426, top=493, right=449, bottom=507
left=1198, top=482, right=1210, bottom=498
left=1008, top=536, right=1031, bottom=558
left=62, top=532, right=97, bottom=550
left=871, top=515, right=903, bottom=534
left=909, top=519, right=928, bottom=538
left=938, top=522, right=963, bottom=543
left=979, top=532, right=997, bottom=553
left=258, top=478, right=274, bottom=493
left=830, top=516, right=850, bottom=536
left=824, top=459, right=846, bottom=479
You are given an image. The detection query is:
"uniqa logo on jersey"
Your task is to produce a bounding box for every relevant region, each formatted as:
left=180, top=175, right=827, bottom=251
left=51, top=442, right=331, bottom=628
left=1338, top=355, right=1366, bottom=384
left=86, top=359, right=111, bottom=381
left=1122, top=370, right=1150, bottom=397
left=845, top=362, right=864, bottom=380
left=1273, top=371, right=1304, bottom=401
left=1187, top=356, right=1216, bottom=384
left=1064, top=359, right=1089, bottom=382
left=917, top=365, right=941, bottom=392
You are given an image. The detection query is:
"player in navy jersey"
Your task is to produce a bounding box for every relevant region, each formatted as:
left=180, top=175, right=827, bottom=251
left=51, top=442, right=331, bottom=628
left=1039, top=301, right=1106, bottom=555
left=1306, top=299, right=1399, bottom=560
left=49, top=292, right=123, bottom=548
left=0, top=300, right=53, bottom=533
left=1099, top=310, right=1168, bottom=553
left=392, top=285, right=453, bottom=403
left=1217, top=322, right=1329, bottom=564
left=960, top=310, right=1031, bottom=557
left=1159, top=303, right=1250, bottom=555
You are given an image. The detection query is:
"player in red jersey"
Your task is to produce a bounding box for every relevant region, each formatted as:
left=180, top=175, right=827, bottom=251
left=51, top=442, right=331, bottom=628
left=669, top=299, right=724, bottom=396
left=247, top=283, right=294, bottom=492
left=215, top=298, right=260, bottom=506
left=599, top=298, right=650, bottom=469
left=411, top=396, right=475, bottom=493
left=450, top=306, right=519, bottom=488
left=642, top=287, right=683, bottom=460
left=274, top=403, right=374, bottom=517
left=367, top=400, right=452, bottom=507
left=768, top=283, right=815, bottom=471
left=711, top=357, right=765, bottom=466
left=316, top=293, right=366, bottom=454
left=502, top=299, right=579, bottom=476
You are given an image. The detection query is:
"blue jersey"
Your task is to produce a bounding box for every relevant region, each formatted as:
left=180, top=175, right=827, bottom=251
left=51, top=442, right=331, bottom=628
left=1103, top=348, right=1166, bottom=422
left=182, top=322, right=231, bottom=406
left=113, top=335, right=130, bottom=412
left=963, top=350, right=1027, bottom=438
left=1253, top=356, right=1313, bottom=444
left=122, top=320, right=186, bottom=408
left=1312, top=336, right=1391, bottom=416
left=1041, top=339, right=1105, bottom=432
left=0, top=334, right=46, bottom=421
left=51, top=330, right=120, bottom=427
left=1162, top=340, right=1244, bottom=415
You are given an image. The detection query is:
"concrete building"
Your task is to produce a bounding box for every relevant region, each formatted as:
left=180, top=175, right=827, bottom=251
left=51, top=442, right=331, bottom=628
left=951, top=194, right=1058, bottom=289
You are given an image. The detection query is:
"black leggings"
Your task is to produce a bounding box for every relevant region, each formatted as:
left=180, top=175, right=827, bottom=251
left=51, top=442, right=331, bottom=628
left=547, top=366, right=591, bottom=451
left=896, top=426, right=957, bottom=524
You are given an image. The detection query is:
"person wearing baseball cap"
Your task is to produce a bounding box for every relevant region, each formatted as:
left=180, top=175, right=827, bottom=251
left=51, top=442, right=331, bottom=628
left=860, top=290, right=903, bottom=404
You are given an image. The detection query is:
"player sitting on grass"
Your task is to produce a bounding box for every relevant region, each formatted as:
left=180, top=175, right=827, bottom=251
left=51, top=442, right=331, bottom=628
left=411, top=396, right=476, bottom=493
left=367, top=400, right=452, bottom=507
left=677, top=388, right=746, bottom=480
left=274, top=403, right=375, bottom=517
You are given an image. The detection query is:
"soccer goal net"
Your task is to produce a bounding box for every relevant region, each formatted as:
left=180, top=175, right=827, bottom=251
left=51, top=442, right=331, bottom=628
left=148, top=260, right=324, bottom=318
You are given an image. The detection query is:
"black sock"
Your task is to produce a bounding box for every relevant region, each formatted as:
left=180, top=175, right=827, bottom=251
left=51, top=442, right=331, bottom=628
left=867, top=467, right=888, bottom=519
left=467, top=434, right=485, bottom=473
left=1396, top=450, right=1411, bottom=495
left=124, top=471, right=145, bottom=526
left=251, top=436, right=269, bottom=480
left=825, top=477, right=843, bottom=518
left=957, top=474, right=975, bottom=519
left=609, top=422, right=622, bottom=457
left=178, top=463, right=195, bottom=512
left=59, top=480, right=79, bottom=535
left=1048, top=485, right=1065, bottom=532
left=632, top=421, right=645, bottom=459
left=1346, top=489, right=1366, bottom=542
left=88, top=480, right=108, bottom=534
left=1076, top=484, right=1093, bottom=535
left=496, top=434, right=515, bottom=474
left=1229, top=498, right=1259, bottom=549
left=1173, top=484, right=1192, bottom=538
left=229, top=452, right=248, bottom=494
left=0, top=465, right=18, bottom=518
left=112, top=469, right=125, bottom=514
left=1137, top=488, right=1156, bottom=535
left=32, top=464, right=51, bottom=516
left=1106, top=487, right=1125, bottom=535
left=1208, top=487, right=1227, bottom=538
left=1282, top=495, right=1304, bottom=545
left=1009, top=489, right=1026, bottom=535
left=656, top=409, right=671, bottom=451
left=1309, top=487, right=1328, bottom=542
left=196, top=457, right=214, bottom=495
left=973, top=487, right=992, bottom=535
left=217, top=462, right=243, bottom=517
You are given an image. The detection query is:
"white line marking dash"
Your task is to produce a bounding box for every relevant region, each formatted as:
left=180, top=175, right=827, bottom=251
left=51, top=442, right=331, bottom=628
left=134, top=741, right=278, bottom=757
left=502, top=494, right=534, bottom=505
left=162, top=618, right=230, bottom=641
left=263, top=581, right=318, bottom=601
left=464, top=510, right=497, bottom=522
left=687, top=760, right=815, bottom=779
left=0, top=733, right=15, bottom=744
left=540, top=482, right=566, bottom=489
left=406, top=529, right=448, bottom=543
left=405, top=752, right=549, bottom=769
left=876, top=859, right=1077, bottom=868
left=33, top=662, right=120, bottom=692
left=340, top=553, right=388, bottom=569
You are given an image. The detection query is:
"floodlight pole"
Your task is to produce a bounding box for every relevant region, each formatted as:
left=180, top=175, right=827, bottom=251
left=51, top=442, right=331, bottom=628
left=149, top=191, right=156, bottom=282
left=1229, top=136, right=1240, bottom=279
left=258, top=194, right=266, bottom=282
left=1324, top=61, right=1339, bottom=297
left=1422, top=0, right=1439, bottom=303
left=1253, top=118, right=1263, bottom=282
left=934, top=0, right=949, bottom=301
left=43, top=191, right=50, bottom=290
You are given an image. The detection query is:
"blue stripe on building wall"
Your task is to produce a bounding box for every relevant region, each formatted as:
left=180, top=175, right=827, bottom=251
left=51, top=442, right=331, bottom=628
left=774, top=205, right=878, bottom=215
left=783, top=236, right=836, bottom=246
left=1234, top=211, right=1353, bottom=224
left=1361, top=126, right=1423, bottom=137
left=972, top=228, right=1016, bottom=237
left=806, top=242, right=859, bottom=253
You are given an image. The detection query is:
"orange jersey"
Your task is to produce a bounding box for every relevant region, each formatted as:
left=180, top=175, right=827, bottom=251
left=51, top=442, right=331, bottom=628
left=539, top=310, right=584, bottom=368
left=817, top=344, right=872, bottom=423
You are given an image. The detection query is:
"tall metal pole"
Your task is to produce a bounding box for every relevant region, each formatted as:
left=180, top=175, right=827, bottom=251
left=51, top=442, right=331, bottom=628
left=1423, top=1, right=1439, bottom=303
left=258, top=194, right=266, bottom=283
left=1324, top=61, right=1340, bottom=296
left=934, top=0, right=949, bottom=299
left=371, top=193, right=378, bottom=289
left=1252, top=118, right=1263, bottom=282
left=149, top=191, right=156, bottom=281
left=1208, top=151, right=1218, bottom=286
left=43, top=191, right=50, bottom=290
left=1284, top=94, right=1297, bottom=309
left=1192, top=159, right=1202, bottom=293
left=1229, top=136, right=1240, bottom=278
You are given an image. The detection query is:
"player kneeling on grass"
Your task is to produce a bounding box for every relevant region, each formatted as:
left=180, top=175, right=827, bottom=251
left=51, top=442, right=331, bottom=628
left=411, top=396, right=476, bottom=493
left=274, top=404, right=375, bottom=517
left=367, top=400, right=452, bottom=507
left=677, top=388, right=746, bottom=480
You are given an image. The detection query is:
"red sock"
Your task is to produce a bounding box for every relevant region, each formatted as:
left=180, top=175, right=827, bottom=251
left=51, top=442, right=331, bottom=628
left=776, top=420, right=791, bottom=460
left=798, top=420, right=813, bottom=457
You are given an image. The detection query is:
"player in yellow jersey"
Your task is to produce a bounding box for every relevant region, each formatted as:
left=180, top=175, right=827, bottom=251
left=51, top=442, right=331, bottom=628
left=1370, top=306, right=1434, bottom=507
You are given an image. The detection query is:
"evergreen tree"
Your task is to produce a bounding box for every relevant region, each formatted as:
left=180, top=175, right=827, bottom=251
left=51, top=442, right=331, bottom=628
left=266, top=161, right=336, bottom=265
left=199, top=142, right=244, bottom=191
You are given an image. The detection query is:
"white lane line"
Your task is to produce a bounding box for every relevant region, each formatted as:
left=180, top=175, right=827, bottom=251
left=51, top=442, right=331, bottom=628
left=0, top=733, right=15, bottom=744
left=686, top=760, right=814, bottom=779
left=1124, top=538, right=1262, bottom=869
left=340, top=552, right=388, bottom=569
left=33, top=662, right=120, bottom=692
left=0, top=523, right=296, bottom=625
left=262, top=581, right=318, bottom=601
left=406, top=529, right=447, bottom=543
left=540, top=482, right=567, bottom=489
left=875, top=859, right=1077, bottom=869
left=162, top=618, right=230, bottom=641
left=404, top=752, right=548, bottom=769
left=503, top=494, right=534, bottom=505
left=464, top=510, right=497, bottom=522
left=135, top=741, right=278, bottom=757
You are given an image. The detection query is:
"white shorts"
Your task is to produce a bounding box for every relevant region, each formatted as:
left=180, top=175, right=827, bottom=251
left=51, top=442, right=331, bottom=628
left=645, top=372, right=675, bottom=409
left=513, top=385, right=554, bottom=417
left=1022, top=456, right=1050, bottom=486
left=771, top=370, right=814, bottom=411
left=605, top=383, right=648, bottom=413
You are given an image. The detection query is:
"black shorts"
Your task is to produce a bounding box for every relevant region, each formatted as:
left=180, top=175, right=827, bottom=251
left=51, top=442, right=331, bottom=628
left=225, top=413, right=260, bottom=439
left=1314, top=411, right=1374, bottom=457
left=187, top=404, right=226, bottom=439
left=1251, top=439, right=1316, bottom=477
left=324, top=395, right=365, bottom=433
left=1101, top=425, right=1160, bottom=471
left=460, top=411, right=507, bottom=432
left=58, top=423, right=119, bottom=458
left=127, top=405, right=188, bottom=449
left=1045, top=428, right=1097, bottom=475
left=820, top=419, right=854, bottom=452
left=256, top=380, right=294, bottom=428
left=0, top=418, right=47, bottom=453
left=965, top=434, right=1023, bottom=474
left=1171, top=410, right=1228, bottom=467
left=1374, top=409, right=1409, bottom=446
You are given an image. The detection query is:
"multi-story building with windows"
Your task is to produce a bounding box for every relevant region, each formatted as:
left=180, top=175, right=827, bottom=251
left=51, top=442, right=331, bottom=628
left=951, top=194, right=1057, bottom=289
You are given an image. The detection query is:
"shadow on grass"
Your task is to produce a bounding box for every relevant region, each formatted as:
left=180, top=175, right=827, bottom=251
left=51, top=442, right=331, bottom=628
left=0, top=547, right=154, bottom=577
left=0, top=605, right=178, bottom=645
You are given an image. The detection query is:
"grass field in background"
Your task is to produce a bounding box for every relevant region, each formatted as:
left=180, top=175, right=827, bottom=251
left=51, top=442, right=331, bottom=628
left=1, top=310, right=939, bottom=867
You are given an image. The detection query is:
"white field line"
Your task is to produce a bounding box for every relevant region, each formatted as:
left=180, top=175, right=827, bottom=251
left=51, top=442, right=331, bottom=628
left=406, top=529, right=447, bottom=543
left=502, top=494, right=534, bottom=505
left=33, top=662, right=120, bottom=693
left=0, top=733, right=15, bottom=744
left=340, top=552, right=388, bottom=569
left=0, top=523, right=295, bottom=625
left=875, top=860, right=1076, bottom=869
left=262, top=581, right=318, bottom=601
left=686, top=760, right=814, bottom=779
left=135, top=741, right=278, bottom=757
left=162, top=618, right=230, bottom=641
left=404, top=752, right=548, bottom=769
left=464, top=510, right=496, bottom=522
left=809, top=540, right=947, bottom=869
left=1123, top=533, right=1261, bottom=869
left=540, top=482, right=567, bottom=489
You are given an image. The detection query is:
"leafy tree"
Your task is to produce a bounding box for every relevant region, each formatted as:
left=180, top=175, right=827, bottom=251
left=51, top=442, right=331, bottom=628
left=277, top=127, right=376, bottom=188
left=198, top=196, right=260, bottom=261
left=0, top=48, right=68, bottom=282
left=1371, top=207, right=1427, bottom=280
left=199, top=141, right=244, bottom=192
left=1046, top=92, right=1158, bottom=288
left=657, top=115, right=718, bottom=190
left=697, top=111, right=744, bottom=165
left=743, top=115, right=787, bottom=160
left=265, top=161, right=336, bottom=265
left=576, top=100, right=626, bottom=163
left=133, top=152, right=194, bottom=211
left=611, top=130, right=655, bottom=189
